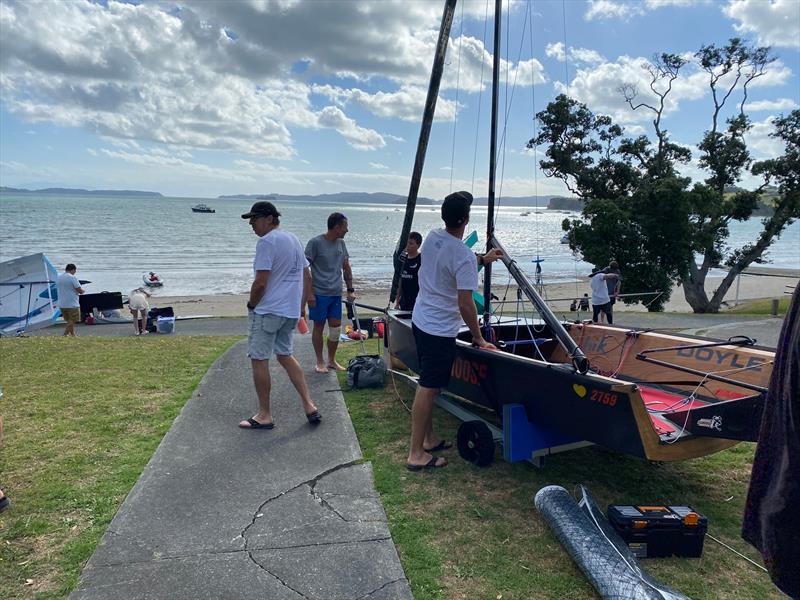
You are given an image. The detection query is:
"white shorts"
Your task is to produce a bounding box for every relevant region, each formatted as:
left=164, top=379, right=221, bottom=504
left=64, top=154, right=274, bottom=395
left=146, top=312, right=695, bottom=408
left=248, top=313, right=297, bottom=360
left=129, top=292, right=149, bottom=311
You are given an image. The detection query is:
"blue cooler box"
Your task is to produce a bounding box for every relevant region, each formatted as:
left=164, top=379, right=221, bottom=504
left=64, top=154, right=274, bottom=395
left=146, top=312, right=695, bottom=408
left=156, top=316, right=176, bottom=334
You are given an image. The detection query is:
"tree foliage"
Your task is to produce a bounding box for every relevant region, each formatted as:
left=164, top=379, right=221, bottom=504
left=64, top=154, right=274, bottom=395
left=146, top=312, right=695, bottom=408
left=529, top=39, right=798, bottom=313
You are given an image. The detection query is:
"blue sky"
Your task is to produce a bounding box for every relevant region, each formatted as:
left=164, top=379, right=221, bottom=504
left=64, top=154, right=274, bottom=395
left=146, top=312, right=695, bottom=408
left=0, top=0, right=797, bottom=199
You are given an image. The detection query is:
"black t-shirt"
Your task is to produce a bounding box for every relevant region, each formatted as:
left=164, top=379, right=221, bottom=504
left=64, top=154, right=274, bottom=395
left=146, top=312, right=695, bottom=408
left=399, top=254, right=421, bottom=311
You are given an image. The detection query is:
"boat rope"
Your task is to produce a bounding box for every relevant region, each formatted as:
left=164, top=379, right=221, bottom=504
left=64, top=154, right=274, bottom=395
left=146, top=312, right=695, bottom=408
left=448, top=1, right=465, bottom=194
left=707, top=533, right=768, bottom=573
left=470, top=0, right=491, bottom=196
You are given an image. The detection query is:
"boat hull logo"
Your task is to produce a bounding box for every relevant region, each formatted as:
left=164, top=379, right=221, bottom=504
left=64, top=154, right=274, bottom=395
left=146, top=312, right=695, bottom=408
left=572, top=384, right=587, bottom=398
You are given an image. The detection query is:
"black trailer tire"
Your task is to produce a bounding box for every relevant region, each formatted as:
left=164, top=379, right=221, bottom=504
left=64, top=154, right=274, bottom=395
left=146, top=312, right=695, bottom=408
left=457, top=420, right=495, bottom=467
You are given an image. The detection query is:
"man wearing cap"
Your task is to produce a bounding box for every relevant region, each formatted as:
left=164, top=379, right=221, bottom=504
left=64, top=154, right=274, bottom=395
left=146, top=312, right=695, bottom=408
left=238, top=201, right=321, bottom=430
left=305, top=212, right=355, bottom=373
left=406, top=191, right=501, bottom=471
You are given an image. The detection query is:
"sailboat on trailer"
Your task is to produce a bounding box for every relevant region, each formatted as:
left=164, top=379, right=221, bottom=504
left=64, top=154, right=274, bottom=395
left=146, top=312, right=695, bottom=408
left=383, top=0, right=773, bottom=464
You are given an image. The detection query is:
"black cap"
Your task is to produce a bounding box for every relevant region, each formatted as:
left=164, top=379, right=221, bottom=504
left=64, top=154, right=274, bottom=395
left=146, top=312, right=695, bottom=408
left=241, top=201, right=281, bottom=219
left=441, top=191, right=473, bottom=228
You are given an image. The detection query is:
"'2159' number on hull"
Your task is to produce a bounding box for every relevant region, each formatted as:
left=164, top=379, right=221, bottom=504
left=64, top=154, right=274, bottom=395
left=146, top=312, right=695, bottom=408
left=590, top=390, right=617, bottom=407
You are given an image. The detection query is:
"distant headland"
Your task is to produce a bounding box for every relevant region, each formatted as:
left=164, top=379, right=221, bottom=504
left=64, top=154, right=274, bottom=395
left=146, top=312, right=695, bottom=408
left=1, top=186, right=163, bottom=197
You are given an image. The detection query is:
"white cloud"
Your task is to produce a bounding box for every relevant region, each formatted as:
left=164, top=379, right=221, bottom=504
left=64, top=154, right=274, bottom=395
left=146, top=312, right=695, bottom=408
left=745, top=116, right=784, bottom=159
left=724, top=0, right=800, bottom=48
left=545, top=42, right=605, bottom=65
left=585, top=0, right=704, bottom=21
left=316, top=106, right=385, bottom=151
left=747, top=98, right=799, bottom=112
left=313, top=84, right=459, bottom=122
left=369, top=162, right=389, bottom=170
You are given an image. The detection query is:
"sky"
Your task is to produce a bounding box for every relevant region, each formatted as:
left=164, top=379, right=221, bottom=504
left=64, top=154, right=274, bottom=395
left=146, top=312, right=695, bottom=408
left=0, top=0, right=798, bottom=200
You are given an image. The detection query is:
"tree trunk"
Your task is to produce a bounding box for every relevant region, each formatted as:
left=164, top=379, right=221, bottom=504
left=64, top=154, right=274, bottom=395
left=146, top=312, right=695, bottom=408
left=683, top=262, right=713, bottom=312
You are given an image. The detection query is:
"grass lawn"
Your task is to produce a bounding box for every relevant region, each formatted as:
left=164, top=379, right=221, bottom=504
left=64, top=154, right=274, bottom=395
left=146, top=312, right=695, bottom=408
left=0, top=335, right=239, bottom=599
left=728, top=296, right=791, bottom=315
left=337, top=338, right=781, bottom=600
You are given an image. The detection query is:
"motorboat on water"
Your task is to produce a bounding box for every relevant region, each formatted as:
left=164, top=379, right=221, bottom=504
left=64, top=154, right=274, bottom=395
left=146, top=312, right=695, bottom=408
left=560, top=234, right=569, bottom=244
left=191, top=204, right=215, bottom=213
left=143, top=272, right=164, bottom=287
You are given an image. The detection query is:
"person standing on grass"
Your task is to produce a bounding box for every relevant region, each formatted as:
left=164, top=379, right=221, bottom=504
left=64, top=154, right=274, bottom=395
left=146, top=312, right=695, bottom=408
left=590, top=267, right=612, bottom=324
left=407, top=191, right=501, bottom=471
left=238, top=201, right=321, bottom=430
left=56, top=263, right=84, bottom=336
left=305, top=212, right=356, bottom=373
left=395, top=231, right=423, bottom=312
left=603, top=260, right=622, bottom=323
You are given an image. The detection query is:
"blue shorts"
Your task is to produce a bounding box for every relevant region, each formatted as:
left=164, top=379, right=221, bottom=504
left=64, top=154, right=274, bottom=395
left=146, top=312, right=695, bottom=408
left=308, top=294, right=342, bottom=323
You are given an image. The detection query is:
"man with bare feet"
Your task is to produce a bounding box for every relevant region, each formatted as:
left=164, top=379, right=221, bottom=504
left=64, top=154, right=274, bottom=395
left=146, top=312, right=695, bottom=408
left=406, top=191, right=501, bottom=471
left=56, top=263, right=85, bottom=336
left=305, top=212, right=356, bottom=373
left=238, top=201, right=321, bottom=430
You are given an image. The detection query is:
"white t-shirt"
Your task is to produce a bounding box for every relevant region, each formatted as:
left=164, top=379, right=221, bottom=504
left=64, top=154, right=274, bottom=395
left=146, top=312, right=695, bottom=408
left=590, top=272, right=610, bottom=305
left=56, top=272, right=81, bottom=308
left=253, top=229, right=309, bottom=318
left=412, top=228, right=478, bottom=337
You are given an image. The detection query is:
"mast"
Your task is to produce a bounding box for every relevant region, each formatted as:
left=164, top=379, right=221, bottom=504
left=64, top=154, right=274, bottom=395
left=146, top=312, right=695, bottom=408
left=389, top=0, right=458, bottom=305
left=483, top=0, right=502, bottom=327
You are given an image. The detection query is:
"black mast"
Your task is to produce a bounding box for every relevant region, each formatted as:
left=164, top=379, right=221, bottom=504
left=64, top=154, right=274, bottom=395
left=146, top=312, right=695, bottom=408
left=483, top=0, right=502, bottom=327
left=389, top=0, right=458, bottom=305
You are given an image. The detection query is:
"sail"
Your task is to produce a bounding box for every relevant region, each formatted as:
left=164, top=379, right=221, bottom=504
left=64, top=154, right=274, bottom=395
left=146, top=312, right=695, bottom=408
left=0, top=253, right=61, bottom=336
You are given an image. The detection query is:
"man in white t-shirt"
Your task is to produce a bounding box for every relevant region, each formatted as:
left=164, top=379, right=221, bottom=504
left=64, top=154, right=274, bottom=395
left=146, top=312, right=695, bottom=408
left=407, top=191, right=502, bottom=471
left=590, top=267, right=611, bottom=324
left=56, top=263, right=85, bottom=336
left=238, top=201, right=321, bottom=430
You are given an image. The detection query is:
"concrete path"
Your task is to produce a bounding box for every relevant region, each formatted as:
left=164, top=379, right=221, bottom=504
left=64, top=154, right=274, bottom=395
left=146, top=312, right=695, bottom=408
left=70, top=340, right=412, bottom=600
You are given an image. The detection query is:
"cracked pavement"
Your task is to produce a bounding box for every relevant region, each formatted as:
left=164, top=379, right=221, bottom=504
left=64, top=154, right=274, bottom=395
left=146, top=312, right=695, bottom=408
left=70, top=340, right=412, bottom=600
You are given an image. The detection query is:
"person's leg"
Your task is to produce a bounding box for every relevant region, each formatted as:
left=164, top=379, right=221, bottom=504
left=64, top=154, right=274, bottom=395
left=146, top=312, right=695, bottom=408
left=276, top=354, right=318, bottom=415
left=311, top=320, right=327, bottom=372
left=592, top=304, right=601, bottom=323
left=246, top=358, right=273, bottom=425
left=326, top=317, right=345, bottom=370
left=407, top=386, right=446, bottom=467
left=605, top=303, right=614, bottom=325
left=131, top=309, right=139, bottom=334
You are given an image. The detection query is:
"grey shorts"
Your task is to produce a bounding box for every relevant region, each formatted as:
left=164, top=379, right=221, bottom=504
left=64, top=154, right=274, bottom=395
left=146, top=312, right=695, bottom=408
left=248, top=313, right=298, bottom=360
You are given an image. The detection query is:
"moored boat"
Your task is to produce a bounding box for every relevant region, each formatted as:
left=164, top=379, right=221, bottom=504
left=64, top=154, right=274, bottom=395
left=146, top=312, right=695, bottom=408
left=142, top=271, right=164, bottom=287
left=191, top=203, right=215, bottom=213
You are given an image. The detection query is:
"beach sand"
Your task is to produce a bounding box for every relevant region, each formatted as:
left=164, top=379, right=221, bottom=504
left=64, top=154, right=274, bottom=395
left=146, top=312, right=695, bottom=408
left=152, top=273, right=796, bottom=318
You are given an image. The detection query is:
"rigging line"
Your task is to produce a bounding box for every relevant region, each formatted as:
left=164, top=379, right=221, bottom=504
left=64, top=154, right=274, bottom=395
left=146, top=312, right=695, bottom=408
left=561, top=0, right=569, bottom=87
left=470, top=0, right=491, bottom=196
left=707, top=533, right=769, bottom=573
left=529, top=0, right=541, bottom=262
left=495, top=0, right=532, bottom=224
left=449, top=1, right=466, bottom=194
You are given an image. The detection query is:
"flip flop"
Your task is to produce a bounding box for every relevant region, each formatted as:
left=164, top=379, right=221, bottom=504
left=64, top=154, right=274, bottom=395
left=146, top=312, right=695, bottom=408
left=424, top=440, right=453, bottom=453
left=0, top=490, right=9, bottom=513
left=239, top=417, right=274, bottom=430
left=406, top=456, right=447, bottom=471
left=306, top=410, right=322, bottom=425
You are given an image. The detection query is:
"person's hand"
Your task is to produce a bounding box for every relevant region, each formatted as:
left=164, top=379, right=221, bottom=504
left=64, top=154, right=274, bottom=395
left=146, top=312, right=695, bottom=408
left=346, top=292, right=356, bottom=303
left=300, top=307, right=306, bottom=318
left=473, top=337, right=497, bottom=350
left=483, top=249, right=504, bottom=264
left=307, top=296, right=317, bottom=308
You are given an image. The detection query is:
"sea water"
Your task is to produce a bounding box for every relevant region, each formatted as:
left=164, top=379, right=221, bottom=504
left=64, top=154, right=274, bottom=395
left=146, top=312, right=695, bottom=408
left=1, top=192, right=797, bottom=297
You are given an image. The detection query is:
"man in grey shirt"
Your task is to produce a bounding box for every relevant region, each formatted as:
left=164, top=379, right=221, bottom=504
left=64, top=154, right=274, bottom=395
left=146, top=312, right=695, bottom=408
left=305, top=212, right=356, bottom=373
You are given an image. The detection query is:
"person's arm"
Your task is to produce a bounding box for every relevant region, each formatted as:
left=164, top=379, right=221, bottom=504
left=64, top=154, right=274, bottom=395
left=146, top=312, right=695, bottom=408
left=477, top=248, right=503, bottom=266
left=458, top=290, right=495, bottom=349
left=343, top=257, right=355, bottom=302
left=247, top=270, right=269, bottom=310
left=302, top=267, right=312, bottom=315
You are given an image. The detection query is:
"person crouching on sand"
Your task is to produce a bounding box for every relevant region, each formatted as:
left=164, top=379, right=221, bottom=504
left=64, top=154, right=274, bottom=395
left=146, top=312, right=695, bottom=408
left=238, top=201, right=321, bottom=430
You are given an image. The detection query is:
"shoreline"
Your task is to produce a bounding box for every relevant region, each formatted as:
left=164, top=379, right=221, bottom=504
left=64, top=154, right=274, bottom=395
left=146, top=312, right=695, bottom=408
left=151, top=273, right=796, bottom=318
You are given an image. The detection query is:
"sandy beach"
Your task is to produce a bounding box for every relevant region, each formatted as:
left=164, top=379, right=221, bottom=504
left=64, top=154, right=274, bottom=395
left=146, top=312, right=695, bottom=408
left=151, top=272, right=797, bottom=318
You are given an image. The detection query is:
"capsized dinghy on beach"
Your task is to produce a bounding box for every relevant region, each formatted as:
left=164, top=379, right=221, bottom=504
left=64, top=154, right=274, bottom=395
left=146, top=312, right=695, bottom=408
left=0, top=253, right=61, bottom=336
left=384, top=0, right=774, bottom=465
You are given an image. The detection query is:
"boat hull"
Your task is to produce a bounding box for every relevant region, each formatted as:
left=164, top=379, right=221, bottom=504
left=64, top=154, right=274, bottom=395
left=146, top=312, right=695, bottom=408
left=386, top=313, right=766, bottom=461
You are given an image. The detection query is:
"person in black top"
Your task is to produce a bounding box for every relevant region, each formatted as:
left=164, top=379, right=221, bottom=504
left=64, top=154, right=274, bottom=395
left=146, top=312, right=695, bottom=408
left=395, top=232, right=422, bottom=311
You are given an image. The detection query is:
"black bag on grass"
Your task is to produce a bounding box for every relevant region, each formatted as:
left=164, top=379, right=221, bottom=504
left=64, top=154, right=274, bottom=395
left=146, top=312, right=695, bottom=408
left=347, top=355, right=386, bottom=389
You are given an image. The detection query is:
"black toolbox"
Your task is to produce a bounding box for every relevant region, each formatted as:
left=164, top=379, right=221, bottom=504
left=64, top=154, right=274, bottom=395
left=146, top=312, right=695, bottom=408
left=607, top=504, right=708, bottom=558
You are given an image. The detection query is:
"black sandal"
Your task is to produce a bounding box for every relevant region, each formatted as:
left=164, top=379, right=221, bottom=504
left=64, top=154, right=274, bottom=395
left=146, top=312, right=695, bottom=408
left=239, top=417, right=274, bottom=430
left=406, top=456, right=447, bottom=471
left=306, top=410, right=322, bottom=425
left=0, top=489, right=9, bottom=512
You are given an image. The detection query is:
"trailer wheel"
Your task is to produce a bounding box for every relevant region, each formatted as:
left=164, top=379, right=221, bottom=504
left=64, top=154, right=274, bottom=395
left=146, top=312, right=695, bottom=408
left=457, top=420, right=494, bottom=467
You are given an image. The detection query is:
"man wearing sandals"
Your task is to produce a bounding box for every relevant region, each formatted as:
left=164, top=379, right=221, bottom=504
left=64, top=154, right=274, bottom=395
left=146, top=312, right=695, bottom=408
left=238, top=201, right=321, bottom=430
left=406, top=191, right=501, bottom=471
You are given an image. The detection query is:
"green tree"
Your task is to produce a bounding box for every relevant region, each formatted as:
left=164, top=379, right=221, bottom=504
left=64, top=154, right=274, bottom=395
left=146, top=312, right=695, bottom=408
left=530, top=39, right=797, bottom=313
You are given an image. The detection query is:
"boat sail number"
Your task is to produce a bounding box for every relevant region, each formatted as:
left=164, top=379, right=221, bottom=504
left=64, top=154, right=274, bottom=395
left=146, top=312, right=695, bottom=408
left=590, top=390, right=618, bottom=407
left=451, top=357, right=487, bottom=385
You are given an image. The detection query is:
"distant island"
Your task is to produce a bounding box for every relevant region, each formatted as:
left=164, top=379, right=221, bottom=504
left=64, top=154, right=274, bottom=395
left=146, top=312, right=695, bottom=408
left=1, top=186, right=163, bottom=197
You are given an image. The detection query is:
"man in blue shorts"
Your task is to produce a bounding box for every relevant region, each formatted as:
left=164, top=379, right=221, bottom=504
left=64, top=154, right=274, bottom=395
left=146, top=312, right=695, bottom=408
left=238, top=201, right=321, bottom=430
left=305, top=212, right=356, bottom=373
